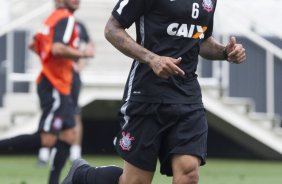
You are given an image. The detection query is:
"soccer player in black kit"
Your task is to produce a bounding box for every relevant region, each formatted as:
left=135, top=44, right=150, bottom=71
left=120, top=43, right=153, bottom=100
left=62, top=0, right=246, bottom=184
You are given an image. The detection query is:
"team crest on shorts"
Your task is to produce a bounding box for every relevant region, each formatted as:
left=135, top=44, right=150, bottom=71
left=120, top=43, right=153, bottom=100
left=202, top=0, right=214, bottom=13
left=53, top=117, right=63, bottom=130
left=119, top=131, right=135, bottom=151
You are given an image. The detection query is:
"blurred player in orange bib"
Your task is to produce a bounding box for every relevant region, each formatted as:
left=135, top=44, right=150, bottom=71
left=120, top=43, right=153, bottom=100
left=0, top=0, right=93, bottom=183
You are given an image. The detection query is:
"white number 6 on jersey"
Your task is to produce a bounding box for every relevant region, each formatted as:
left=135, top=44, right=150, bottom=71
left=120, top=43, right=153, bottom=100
left=192, top=3, right=200, bottom=19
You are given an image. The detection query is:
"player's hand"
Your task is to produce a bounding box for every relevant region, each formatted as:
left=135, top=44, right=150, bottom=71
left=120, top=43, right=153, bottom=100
left=225, top=36, right=246, bottom=64
left=82, top=44, right=94, bottom=58
left=149, top=56, right=185, bottom=79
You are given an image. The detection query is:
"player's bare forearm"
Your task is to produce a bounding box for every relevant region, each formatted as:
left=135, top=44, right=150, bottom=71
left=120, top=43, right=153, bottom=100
left=200, top=36, right=246, bottom=64
left=104, top=16, right=185, bottom=78
left=84, top=42, right=95, bottom=58
left=52, top=43, right=92, bottom=59
left=104, top=16, right=158, bottom=65
left=199, top=36, right=225, bottom=60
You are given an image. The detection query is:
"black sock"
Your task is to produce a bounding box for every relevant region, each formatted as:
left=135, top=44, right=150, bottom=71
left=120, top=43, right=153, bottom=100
left=73, top=165, right=123, bottom=184
left=48, top=140, right=70, bottom=184
left=0, top=133, right=41, bottom=152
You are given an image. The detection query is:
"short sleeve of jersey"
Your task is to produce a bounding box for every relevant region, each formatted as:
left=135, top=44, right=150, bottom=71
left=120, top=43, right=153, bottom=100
left=53, top=16, right=75, bottom=44
left=204, top=17, right=213, bottom=39
left=77, top=21, right=90, bottom=43
left=112, top=0, right=156, bottom=29
left=204, top=0, right=217, bottom=39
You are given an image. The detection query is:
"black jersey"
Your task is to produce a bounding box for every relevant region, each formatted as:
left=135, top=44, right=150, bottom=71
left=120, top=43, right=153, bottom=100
left=76, top=21, right=90, bottom=44
left=53, top=17, right=76, bottom=45
left=112, top=0, right=217, bottom=104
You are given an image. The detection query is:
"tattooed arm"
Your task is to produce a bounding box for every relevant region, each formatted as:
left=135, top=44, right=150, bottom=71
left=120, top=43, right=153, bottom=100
left=104, top=15, right=185, bottom=79
left=200, top=36, right=246, bottom=64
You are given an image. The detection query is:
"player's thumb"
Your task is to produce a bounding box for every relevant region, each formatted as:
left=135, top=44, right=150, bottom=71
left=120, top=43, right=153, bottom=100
left=174, top=57, right=182, bottom=64
left=229, top=36, right=236, bottom=47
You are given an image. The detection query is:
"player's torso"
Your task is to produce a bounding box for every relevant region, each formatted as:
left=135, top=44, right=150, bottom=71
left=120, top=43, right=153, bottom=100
left=37, top=9, right=79, bottom=95
left=140, top=0, right=216, bottom=55
left=126, top=0, right=217, bottom=103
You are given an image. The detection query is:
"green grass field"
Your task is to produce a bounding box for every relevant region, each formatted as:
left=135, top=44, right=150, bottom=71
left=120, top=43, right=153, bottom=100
left=0, top=155, right=281, bottom=184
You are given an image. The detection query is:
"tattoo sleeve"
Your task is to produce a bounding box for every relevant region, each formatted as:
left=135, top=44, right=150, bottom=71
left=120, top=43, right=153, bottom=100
left=104, top=16, right=158, bottom=66
left=199, top=36, right=226, bottom=60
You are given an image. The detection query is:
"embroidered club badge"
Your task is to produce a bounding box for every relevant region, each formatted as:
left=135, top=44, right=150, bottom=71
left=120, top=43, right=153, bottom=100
left=53, top=117, right=63, bottom=130
left=119, top=131, right=135, bottom=151
left=202, top=0, right=214, bottom=13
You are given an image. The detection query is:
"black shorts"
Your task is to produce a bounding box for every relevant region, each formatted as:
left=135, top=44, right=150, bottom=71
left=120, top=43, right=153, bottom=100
left=37, top=76, right=75, bottom=134
left=71, top=70, right=81, bottom=114
left=114, top=101, right=208, bottom=176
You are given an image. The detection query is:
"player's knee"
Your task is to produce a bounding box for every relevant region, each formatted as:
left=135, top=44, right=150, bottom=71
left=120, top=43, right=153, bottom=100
left=173, top=167, right=199, bottom=184
left=59, top=128, right=76, bottom=144
left=40, top=133, right=57, bottom=147
left=185, top=169, right=199, bottom=184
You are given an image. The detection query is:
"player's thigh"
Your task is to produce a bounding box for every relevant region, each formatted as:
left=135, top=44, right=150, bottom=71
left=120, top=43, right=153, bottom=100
left=171, top=155, right=200, bottom=183
left=74, top=114, right=83, bottom=133
left=59, top=127, right=76, bottom=144
left=120, top=161, right=154, bottom=184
